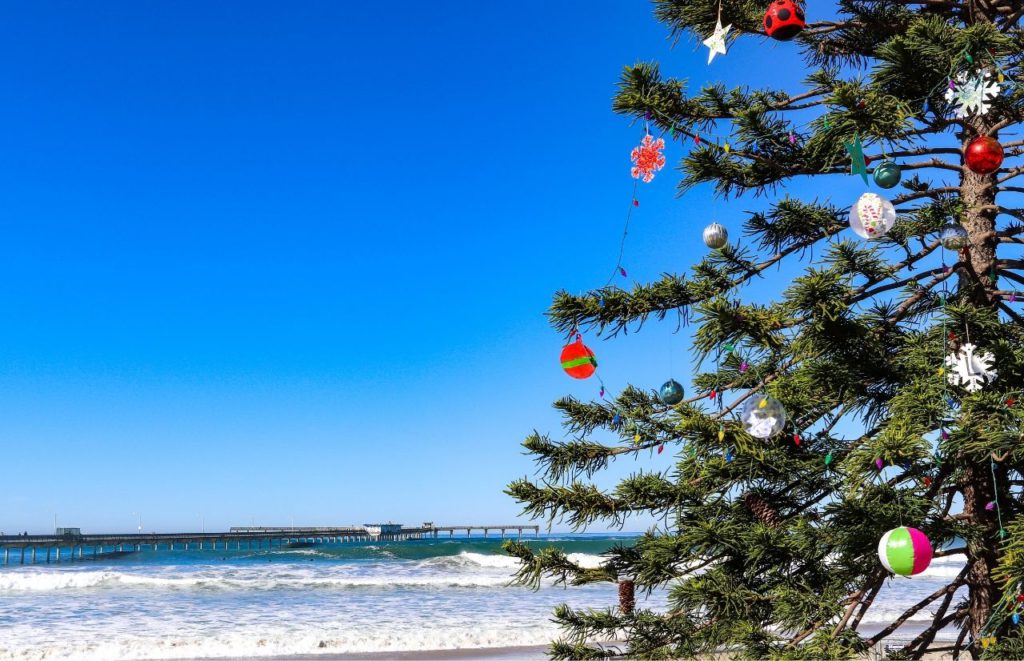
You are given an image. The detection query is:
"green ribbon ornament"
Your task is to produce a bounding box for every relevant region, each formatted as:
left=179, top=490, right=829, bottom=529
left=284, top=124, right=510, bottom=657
left=844, top=133, right=869, bottom=185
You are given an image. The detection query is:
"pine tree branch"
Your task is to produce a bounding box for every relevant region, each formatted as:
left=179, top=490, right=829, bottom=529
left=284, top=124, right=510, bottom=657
left=989, top=115, right=1023, bottom=134
left=996, top=165, right=1024, bottom=183
left=997, top=300, right=1024, bottom=324
left=787, top=617, right=830, bottom=648
left=884, top=266, right=958, bottom=326
left=893, top=187, right=962, bottom=206
left=852, top=266, right=949, bottom=303
left=851, top=576, right=886, bottom=631
left=952, top=620, right=971, bottom=659
left=1002, top=3, right=1024, bottom=26
left=550, top=229, right=843, bottom=336
left=897, top=158, right=964, bottom=174
left=712, top=358, right=798, bottom=420
left=866, top=572, right=968, bottom=645
left=939, top=489, right=957, bottom=520
left=804, top=20, right=866, bottom=36
left=903, top=609, right=967, bottom=657
left=829, top=584, right=870, bottom=638
left=890, top=0, right=957, bottom=5
left=882, top=147, right=963, bottom=159
left=997, top=268, right=1024, bottom=286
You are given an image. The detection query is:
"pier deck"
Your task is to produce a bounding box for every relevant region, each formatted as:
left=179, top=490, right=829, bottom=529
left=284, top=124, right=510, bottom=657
left=0, top=523, right=540, bottom=565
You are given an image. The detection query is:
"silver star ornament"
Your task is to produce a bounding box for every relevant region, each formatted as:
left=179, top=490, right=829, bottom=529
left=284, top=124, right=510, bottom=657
left=703, top=19, right=731, bottom=64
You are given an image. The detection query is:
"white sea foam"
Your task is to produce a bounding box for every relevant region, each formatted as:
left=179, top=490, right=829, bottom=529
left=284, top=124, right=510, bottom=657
left=446, top=551, right=526, bottom=569
left=918, top=556, right=967, bottom=579
left=566, top=552, right=605, bottom=568
left=0, top=567, right=512, bottom=592
left=416, top=551, right=605, bottom=570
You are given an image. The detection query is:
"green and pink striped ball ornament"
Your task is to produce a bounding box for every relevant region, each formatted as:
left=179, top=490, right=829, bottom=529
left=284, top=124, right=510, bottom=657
left=878, top=526, right=933, bottom=577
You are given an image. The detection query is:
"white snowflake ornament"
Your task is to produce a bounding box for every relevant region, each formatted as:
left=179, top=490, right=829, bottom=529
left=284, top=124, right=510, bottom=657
left=944, top=71, right=1001, bottom=118
left=945, top=343, right=996, bottom=392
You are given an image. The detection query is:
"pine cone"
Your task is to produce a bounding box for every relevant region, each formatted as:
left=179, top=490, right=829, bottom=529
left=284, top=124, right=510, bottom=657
left=743, top=491, right=782, bottom=528
left=618, top=579, right=635, bottom=614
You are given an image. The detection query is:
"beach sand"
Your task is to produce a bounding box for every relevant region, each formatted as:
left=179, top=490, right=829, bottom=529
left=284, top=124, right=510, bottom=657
left=198, top=630, right=959, bottom=661
left=243, top=646, right=549, bottom=660
left=230, top=626, right=958, bottom=661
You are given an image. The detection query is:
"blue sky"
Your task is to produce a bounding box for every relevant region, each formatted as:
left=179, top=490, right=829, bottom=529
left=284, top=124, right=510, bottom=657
left=0, top=2, right=850, bottom=533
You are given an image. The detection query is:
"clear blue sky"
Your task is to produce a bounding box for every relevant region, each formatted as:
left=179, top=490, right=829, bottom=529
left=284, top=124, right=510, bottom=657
left=0, top=1, right=836, bottom=533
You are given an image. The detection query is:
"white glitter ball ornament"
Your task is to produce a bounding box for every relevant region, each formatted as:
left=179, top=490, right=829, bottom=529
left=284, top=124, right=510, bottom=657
left=850, top=193, right=897, bottom=239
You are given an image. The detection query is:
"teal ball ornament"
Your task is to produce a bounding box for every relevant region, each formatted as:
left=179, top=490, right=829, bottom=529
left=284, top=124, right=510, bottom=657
left=660, top=379, right=684, bottom=405
left=873, top=161, right=902, bottom=189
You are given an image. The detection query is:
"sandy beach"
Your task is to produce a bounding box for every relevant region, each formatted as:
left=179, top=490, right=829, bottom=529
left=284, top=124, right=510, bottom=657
left=257, top=647, right=550, bottom=660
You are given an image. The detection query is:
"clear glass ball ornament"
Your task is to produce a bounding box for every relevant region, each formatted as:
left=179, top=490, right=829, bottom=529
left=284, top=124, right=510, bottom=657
left=939, top=224, right=969, bottom=250
left=740, top=393, right=787, bottom=439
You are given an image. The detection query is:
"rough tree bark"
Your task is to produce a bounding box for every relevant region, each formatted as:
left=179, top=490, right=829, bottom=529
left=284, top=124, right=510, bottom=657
left=958, top=106, right=1002, bottom=654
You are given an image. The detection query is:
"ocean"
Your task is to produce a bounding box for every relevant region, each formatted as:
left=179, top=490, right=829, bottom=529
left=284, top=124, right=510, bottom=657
left=0, top=534, right=964, bottom=660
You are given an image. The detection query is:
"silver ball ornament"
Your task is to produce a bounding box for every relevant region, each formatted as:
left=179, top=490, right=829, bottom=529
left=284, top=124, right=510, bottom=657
left=703, top=223, right=728, bottom=250
left=939, top=224, right=969, bottom=250
left=740, top=394, right=787, bottom=439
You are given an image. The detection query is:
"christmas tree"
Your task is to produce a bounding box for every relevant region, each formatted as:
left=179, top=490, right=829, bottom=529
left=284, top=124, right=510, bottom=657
left=505, top=1, right=1024, bottom=658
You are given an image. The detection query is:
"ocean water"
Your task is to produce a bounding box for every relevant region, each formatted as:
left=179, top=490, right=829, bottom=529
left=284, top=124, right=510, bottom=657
left=0, top=534, right=963, bottom=660
left=0, top=534, right=648, bottom=660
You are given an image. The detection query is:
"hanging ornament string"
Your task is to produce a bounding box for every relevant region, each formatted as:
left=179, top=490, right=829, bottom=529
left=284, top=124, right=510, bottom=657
left=595, top=118, right=671, bottom=427
left=606, top=179, right=641, bottom=286
left=989, top=457, right=1006, bottom=539
left=604, top=116, right=667, bottom=287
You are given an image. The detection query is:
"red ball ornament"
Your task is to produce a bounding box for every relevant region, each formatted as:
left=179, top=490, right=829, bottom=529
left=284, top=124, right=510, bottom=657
left=560, top=337, right=597, bottom=379
left=763, top=0, right=805, bottom=41
left=965, top=136, right=1004, bottom=175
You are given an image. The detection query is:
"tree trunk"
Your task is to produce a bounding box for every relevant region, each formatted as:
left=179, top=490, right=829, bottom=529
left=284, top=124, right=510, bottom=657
left=619, top=579, right=636, bottom=614
left=959, top=462, right=999, bottom=654
left=958, top=124, right=999, bottom=308
left=957, top=112, right=1001, bottom=656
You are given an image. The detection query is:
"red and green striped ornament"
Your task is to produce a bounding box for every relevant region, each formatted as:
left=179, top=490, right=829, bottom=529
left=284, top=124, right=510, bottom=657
left=878, top=526, right=933, bottom=577
left=560, top=336, right=597, bottom=379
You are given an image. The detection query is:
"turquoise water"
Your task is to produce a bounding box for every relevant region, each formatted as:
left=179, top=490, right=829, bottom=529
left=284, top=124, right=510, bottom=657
left=0, top=534, right=653, bottom=660
left=0, top=532, right=964, bottom=659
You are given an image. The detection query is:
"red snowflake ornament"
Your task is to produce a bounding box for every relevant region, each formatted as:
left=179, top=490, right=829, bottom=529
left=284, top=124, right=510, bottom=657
left=630, top=134, right=666, bottom=183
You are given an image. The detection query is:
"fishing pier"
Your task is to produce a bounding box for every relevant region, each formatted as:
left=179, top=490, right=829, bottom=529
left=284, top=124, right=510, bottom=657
left=0, top=522, right=540, bottom=565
